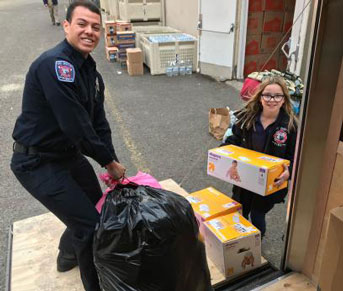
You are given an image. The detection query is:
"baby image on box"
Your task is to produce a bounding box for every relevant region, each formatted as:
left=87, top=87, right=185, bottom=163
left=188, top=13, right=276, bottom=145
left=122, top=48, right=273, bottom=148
left=241, top=251, right=255, bottom=269
left=226, top=160, right=241, bottom=182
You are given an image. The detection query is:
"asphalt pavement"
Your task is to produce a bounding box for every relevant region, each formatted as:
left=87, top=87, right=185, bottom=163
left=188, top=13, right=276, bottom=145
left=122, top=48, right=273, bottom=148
left=0, top=0, right=288, bottom=289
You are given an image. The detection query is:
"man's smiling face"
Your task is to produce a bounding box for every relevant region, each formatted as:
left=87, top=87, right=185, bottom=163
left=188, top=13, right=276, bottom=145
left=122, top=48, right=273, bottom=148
left=63, top=6, right=101, bottom=57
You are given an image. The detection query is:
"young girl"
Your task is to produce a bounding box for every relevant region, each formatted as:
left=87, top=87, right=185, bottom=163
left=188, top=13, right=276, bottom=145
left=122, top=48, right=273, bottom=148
left=222, top=76, right=298, bottom=237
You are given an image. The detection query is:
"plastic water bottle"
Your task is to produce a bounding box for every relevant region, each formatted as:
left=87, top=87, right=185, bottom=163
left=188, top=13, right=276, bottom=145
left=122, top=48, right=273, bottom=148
left=179, top=60, right=186, bottom=76
left=166, top=61, right=173, bottom=77
left=186, top=60, right=193, bottom=75
left=172, top=61, right=179, bottom=76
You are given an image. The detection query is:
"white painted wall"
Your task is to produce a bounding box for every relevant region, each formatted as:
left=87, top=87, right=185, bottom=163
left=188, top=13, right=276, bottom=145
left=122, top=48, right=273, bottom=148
left=288, top=0, right=312, bottom=76
left=165, top=0, right=199, bottom=37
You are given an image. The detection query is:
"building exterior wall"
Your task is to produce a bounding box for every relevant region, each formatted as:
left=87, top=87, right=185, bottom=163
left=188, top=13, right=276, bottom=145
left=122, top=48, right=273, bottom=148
left=165, top=0, right=199, bottom=37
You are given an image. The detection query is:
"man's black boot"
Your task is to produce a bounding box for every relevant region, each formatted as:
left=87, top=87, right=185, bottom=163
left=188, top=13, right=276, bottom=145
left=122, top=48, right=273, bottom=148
left=57, top=250, right=78, bottom=272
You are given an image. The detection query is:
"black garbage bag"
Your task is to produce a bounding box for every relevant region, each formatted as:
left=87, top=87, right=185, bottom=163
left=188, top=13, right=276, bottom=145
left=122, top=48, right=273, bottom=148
left=93, top=183, right=213, bottom=291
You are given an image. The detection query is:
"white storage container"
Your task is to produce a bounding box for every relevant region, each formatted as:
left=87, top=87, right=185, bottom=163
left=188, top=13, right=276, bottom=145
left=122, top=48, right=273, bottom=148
left=108, top=0, right=119, bottom=19
left=132, top=25, right=180, bottom=48
left=118, top=0, right=161, bottom=22
left=141, top=33, right=198, bottom=75
left=100, top=0, right=110, bottom=13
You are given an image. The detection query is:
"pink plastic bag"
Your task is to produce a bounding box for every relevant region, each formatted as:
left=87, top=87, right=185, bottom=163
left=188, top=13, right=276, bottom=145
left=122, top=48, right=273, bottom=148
left=96, top=171, right=162, bottom=213
left=240, top=77, right=261, bottom=101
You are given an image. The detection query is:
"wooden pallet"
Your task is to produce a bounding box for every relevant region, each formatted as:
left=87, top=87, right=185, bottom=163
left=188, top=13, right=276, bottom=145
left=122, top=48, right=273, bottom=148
left=9, top=179, right=267, bottom=290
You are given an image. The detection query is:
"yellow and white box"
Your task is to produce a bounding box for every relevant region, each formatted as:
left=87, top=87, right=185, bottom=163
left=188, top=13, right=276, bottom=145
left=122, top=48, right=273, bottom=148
left=207, top=145, right=290, bottom=196
left=204, top=213, right=261, bottom=279
left=186, top=187, right=242, bottom=236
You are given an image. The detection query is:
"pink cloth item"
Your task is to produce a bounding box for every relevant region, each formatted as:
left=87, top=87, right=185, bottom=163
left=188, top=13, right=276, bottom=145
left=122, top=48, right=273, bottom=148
left=240, top=77, right=261, bottom=101
left=96, top=171, right=162, bottom=213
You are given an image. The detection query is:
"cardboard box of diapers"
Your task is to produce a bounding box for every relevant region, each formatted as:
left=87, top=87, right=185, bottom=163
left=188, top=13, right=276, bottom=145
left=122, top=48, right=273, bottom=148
left=186, top=187, right=242, bottom=237
left=207, top=145, right=290, bottom=196
left=204, top=212, right=261, bottom=279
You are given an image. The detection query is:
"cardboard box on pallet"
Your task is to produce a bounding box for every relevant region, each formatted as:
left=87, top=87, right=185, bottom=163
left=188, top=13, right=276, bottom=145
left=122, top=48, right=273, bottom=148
left=105, top=20, right=116, bottom=36
left=117, top=50, right=127, bottom=62
left=247, top=12, right=264, bottom=35
left=115, top=21, right=132, bottom=32
left=126, top=48, right=143, bottom=63
left=114, top=31, right=136, bottom=42
left=105, top=35, right=116, bottom=47
left=204, top=213, right=261, bottom=279
left=186, top=187, right=242, bottom=237
left=261, top=32, right=282, bottom=53
left=126, top=61, right=143, bottom=76
left=106, top=34, right=135, bottom=46
left=116, top=42, right=136, bottom=50
left=263, top=11, right=284, bottom=32
left=207, top=145, right=290, bottom=196
left=105, top=46, right=118, bottom=62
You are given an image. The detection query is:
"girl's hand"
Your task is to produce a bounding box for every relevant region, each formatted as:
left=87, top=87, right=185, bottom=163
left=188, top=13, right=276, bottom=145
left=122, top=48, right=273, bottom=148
left=274, top=164, right=290, bottom=188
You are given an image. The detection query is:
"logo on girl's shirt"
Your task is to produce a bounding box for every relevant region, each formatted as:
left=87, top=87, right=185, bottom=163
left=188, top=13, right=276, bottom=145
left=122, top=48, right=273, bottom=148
left=273, top=127, right=287, bottom=146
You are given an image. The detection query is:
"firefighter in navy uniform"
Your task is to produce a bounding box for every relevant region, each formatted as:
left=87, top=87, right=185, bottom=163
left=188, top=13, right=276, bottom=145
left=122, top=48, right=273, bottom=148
left=10, top=1, right=125, bottom=290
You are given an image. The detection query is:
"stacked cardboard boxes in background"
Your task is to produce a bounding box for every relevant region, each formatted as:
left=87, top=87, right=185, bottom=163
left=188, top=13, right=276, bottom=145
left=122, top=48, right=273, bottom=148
left=104, top=20, right=136, bottom=63
left=126, top=48, right=144, bottom=76
left=244, top=0, right=296, bottom=76
left=104, top=21, right=118, bottom=62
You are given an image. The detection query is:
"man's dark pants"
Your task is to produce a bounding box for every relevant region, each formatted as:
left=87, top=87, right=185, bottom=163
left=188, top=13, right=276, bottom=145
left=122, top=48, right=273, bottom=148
left=11, top=151, right=102, bottom=291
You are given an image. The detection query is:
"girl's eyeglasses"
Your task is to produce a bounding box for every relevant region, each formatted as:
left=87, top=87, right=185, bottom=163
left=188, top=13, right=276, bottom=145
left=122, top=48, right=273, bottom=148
left=261, top=94, right=284, bottom=102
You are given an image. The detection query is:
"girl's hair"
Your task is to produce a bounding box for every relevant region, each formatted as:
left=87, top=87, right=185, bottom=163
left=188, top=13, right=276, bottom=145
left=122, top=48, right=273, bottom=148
left=236, top=76, right=298, bottom=131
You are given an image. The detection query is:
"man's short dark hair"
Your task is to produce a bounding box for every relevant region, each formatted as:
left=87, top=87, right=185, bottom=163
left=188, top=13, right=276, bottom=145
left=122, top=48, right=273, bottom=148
left=66, top=0, right=101, bottom=22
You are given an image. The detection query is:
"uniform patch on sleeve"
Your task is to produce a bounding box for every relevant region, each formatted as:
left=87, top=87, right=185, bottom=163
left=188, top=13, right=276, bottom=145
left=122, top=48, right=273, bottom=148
left=55, top=60, right=75, bottom=82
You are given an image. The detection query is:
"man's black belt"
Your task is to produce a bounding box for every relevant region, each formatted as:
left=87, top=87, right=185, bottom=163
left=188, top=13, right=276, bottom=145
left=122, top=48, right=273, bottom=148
left=13, top=142, right=39, bottom=155
left=13, top=142, right=77, bottom=155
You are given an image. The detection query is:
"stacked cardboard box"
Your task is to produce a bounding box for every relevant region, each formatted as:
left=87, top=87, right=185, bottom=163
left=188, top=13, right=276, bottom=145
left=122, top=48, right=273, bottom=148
left=186, top=187, right=242, bottom=237
left=126, top=48, right=143, bottom=76
left=244, top=0, right=296, bottom=76
left=104, top=21, right=117, bottom=62
left=105, top=46, right=118, bottom=62
left=185, top=187, right=261, bottom=279
left=204, top=213, right=261, bottom=279
left=104, top=20, right=135, bottom=63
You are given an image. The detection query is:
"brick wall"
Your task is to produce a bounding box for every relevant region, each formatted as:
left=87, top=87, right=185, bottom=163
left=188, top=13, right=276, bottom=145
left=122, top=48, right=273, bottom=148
left=244, top=0, right=295, bottom=76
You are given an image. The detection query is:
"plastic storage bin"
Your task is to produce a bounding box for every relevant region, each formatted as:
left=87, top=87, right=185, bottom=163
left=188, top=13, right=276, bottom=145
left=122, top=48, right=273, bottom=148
left=132, top=25, right=180, bottom=48
left=141, top=33, right=197, bottom=75
left=119, top=0, right=161, bottom=22
left=108, top=0, right=119, bottom=19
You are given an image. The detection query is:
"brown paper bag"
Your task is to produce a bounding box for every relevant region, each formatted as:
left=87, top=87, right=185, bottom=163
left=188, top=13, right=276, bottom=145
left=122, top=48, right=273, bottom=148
left=208, top=107, right=230, bottom=140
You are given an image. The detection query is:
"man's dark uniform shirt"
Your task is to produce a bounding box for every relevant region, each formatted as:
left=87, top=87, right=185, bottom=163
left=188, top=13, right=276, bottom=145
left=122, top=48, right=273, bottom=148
left=13, top=39, right=118, bottom=166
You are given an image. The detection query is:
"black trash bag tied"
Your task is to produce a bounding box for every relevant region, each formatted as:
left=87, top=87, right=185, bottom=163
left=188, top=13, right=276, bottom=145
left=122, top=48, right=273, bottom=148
left=94, top=182, right=213, bottom=291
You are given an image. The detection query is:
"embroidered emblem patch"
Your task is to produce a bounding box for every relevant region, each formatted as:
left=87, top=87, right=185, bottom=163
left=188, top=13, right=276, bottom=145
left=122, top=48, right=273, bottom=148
left=55, top=60, right=75, bottom=82
left=273, top=128, right=288, bottom=145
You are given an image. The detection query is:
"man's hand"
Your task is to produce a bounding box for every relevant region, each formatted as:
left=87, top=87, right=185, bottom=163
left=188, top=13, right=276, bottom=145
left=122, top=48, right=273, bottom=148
left=44, top=4, right=48, bottom=7
left=274, top=164, right=290, bottom=188
left=105, top=161, right=126, bottom=180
